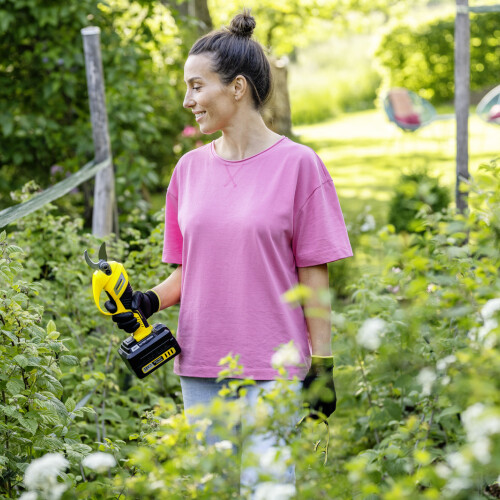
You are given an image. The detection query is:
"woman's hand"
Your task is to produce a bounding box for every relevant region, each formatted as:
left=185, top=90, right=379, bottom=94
left=105, top=290, right=160, bottom=333
left=302, top=355, right=337, bottom=419
left=104, top=265, right=182, bottom=334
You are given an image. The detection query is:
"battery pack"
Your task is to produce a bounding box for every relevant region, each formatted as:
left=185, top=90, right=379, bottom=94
left=118, top=323, right=181, bottom=379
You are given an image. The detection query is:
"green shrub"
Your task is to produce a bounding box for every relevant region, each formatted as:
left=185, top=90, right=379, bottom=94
left=376, top=13, right=500, bottom=104
left=0, top=230, right=94, bottom=496
left=388, top=170, right=451, bottom=232
left=4, top=182, right=181, bottom=461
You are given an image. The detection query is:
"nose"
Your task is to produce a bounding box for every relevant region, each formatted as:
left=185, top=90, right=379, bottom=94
left=183, top=90, right=194, bottom=109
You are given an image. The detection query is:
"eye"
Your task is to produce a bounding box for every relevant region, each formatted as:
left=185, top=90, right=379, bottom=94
left=193, top=86, right=201, bottom=91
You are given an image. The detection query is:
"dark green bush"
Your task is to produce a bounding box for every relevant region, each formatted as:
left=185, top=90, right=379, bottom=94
left=376, top=13, right=500, bottom=104
left=0, top=0, right=203, bottom=217
left=388, top=171, right=451, bottom=232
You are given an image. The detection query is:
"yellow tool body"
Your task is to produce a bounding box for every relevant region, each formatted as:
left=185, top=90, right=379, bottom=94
left=85, top=243, right=181, bottom=379
left=90, top=260, right=152, bottom=342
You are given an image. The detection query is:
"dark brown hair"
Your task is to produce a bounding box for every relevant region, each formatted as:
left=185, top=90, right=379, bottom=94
left=189, top=10, right=272, bottom=109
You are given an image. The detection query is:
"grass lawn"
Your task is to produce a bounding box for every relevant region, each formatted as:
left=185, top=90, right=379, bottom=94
left=294, top=108, right=499, bottom=226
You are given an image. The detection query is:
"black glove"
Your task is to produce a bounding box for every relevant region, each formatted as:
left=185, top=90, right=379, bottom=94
left=302, top=356, right=337, bottom=420
left=104, top=290, right=160, bottom=334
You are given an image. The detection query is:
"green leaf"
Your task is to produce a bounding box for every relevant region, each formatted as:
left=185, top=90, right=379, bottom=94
left=64, top=397, right=76, bottom=412
left=437, top=406, right=461, bottom=422
left=40, top=375, right=63, bottom=396
left=34, top=435, right=64, bottom=452
left=75, top=406, right=96, bottom=415
left=129, top=433, right=140, bottom=440
left=6, top=245, right=24, bottom=255
left=0, top=231, right=6, bottom=242
left=18, top=416, right=38, bottom=435
left=59, top=355, right=79, bottom=366
left=6, top=379, right=25, bottom=395
left=47, top=320, right=57, bottom=335
left=0, top=405, right=18, bottom=418
left=1, top=329, right=18, bottom=343
left=13, top=354, right=29, bottom=368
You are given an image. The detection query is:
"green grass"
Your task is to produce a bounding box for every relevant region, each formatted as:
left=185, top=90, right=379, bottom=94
left=294, top=108, right=500, bottom=226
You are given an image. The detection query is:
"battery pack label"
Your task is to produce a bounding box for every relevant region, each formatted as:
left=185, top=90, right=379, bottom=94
left=142, top=347, right=177, bottom=374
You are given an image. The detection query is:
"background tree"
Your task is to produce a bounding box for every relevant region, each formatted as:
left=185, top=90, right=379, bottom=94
left=0, top=0, right=195, bottom=223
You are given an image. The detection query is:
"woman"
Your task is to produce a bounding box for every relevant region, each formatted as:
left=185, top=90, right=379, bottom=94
left=108, top=10, right=352, bottom=495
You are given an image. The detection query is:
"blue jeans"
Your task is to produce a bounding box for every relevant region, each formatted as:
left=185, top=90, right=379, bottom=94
left=180, top=376, right=301, bottom=498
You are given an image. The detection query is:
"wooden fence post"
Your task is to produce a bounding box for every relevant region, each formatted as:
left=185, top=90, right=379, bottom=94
left=81, top=26, right=117, bottom=237
left=455, top=0, right=470, bottom=212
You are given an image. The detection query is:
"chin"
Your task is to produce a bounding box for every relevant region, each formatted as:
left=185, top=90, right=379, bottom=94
left=199, top=125, right=218, bottom=135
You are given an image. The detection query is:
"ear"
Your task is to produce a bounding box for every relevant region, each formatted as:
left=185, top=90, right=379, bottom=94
left=232, top=75, right=248, bottom=101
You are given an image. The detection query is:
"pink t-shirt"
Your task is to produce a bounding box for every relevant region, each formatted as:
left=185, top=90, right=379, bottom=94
left=163, top=136, right=352, bottom=380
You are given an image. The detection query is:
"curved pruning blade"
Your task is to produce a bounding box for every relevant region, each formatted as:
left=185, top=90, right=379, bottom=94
left=98, top=242, right=107, bottom=261
left=84, top=250, right=100, bottom=271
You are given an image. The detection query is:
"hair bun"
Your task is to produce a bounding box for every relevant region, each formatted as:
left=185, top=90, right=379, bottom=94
left=229, top=11, right=256, bottom=39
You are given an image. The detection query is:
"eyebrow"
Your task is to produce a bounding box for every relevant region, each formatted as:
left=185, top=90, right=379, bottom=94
left=186, top=77, right=203, bottom=84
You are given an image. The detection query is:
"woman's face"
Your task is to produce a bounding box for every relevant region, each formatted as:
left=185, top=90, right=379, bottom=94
left=183, top=54, right=238, bottom=135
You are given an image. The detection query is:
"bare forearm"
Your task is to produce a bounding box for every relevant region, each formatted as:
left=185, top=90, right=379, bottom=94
left=297, top=264, right=332, bottom=356
left=152, top=265, right=182, bottom=310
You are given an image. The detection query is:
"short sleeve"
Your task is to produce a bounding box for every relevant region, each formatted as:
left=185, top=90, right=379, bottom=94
left=162, top=168, right=183, bottom=264
left=292, top=179, right=353, bottom=267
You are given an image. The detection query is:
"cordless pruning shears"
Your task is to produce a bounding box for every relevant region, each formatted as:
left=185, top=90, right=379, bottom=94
left=84, top=243, right=180, bottom=378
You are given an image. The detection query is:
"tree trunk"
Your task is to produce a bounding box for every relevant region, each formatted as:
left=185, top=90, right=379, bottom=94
left=262, top=57, right=292, bottom=137
left=194, top=0, right=212, bottom=33
left=161, top=0, right=212, bottom=34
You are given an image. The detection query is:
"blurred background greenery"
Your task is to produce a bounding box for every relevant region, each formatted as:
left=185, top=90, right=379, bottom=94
left=2, top=0, right=499, bottom=232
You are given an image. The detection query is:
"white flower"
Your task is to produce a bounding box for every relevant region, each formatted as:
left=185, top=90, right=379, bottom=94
left=271, top=341, right=300, bottom=368
left=478, top=318, right=498, bottom=343
left=417, top=368, right=436, bottom=396
left=471, top=437, right=491, bottom=464
left=481, top=298, right=500, bottom=319
left=214, top=440, right=233, bottom=452
left=19, top=493, right=38, bottom=500
left=461, top=403, right=500, bottom=443
left=360, top=214, right=376, bottom=232
left=331, top=311, right=346, bottom=328
left=461, top=402, right=485, bottom=441
left=435, top=463, right=451, bottom=479
left=436, top=355, right=456, bottom=372
left=82, top=452, right=116, bottom=473
left=259, top=446, right=291, bottom=476
left=148, top=479, right=166, bottom=490
left=200, top=473, right=214, bottom=484
left=356, top=318, right=386, bottom=350
left=445, top=476, right=472, bottom=494
left=24, top=453, right=69, bottom=498
left=254, top=482, right=296, bottom=500
left=447, top=451, right=471, bottom=477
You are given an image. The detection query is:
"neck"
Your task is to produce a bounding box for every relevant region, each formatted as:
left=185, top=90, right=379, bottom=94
left=215, top=110, right=282, bottom=161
